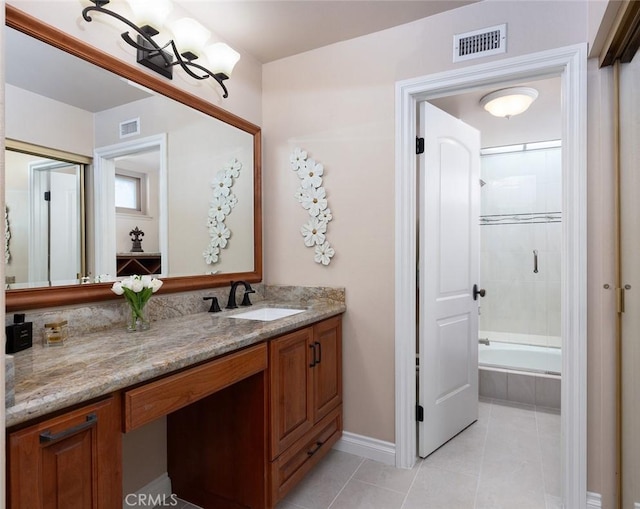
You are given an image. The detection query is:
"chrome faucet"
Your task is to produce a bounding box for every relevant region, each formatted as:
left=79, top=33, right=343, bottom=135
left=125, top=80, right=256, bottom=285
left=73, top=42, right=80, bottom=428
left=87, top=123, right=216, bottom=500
left=479, top=338, right=490, bottom=346
left=226, top=281, right=255, bottom=309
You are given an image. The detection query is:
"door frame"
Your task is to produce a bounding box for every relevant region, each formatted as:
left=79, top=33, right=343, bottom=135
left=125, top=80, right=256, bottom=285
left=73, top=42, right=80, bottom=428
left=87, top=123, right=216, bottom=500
left=93, top=133, right=168, bottom=279
left=394, top=44, right=587, bottom=508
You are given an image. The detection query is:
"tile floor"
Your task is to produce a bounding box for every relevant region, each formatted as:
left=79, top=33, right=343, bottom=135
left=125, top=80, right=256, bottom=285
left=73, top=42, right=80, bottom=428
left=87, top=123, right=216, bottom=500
left=277, top=399, right=561, bottom=509
left=169, top=399, right=560, bottom=509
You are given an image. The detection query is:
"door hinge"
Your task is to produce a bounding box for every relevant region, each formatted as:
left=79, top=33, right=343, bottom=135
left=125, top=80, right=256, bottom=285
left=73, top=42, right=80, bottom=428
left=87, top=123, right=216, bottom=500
left=416, top=404, right=424, bottom=422
left=44, top=191, right=51, bottom=202
left=416, top=137, right=425, bottom=155
left=617, top=287, right=625, bottom=314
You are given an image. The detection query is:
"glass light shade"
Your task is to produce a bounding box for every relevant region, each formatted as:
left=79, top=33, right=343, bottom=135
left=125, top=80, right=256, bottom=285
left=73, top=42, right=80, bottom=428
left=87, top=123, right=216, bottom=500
left=126, top=0, right=172, bottom=29
left=480, top=87, right=539, bottom=118
left=170, top=18, right=211, bottom=56
left=204, top=43, right=241, bottom=77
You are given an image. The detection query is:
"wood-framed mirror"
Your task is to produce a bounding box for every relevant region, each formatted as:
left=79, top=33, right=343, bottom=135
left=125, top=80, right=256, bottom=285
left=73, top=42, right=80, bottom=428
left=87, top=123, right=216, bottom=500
left=5, top=5, right=262, bottom=312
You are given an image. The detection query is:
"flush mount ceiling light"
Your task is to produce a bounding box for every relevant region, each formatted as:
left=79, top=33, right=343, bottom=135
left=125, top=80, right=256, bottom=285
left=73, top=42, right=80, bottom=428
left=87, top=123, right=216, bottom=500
left=82, top=0, right=240, bottom=98
left=479, top=87, right=539, bottom=118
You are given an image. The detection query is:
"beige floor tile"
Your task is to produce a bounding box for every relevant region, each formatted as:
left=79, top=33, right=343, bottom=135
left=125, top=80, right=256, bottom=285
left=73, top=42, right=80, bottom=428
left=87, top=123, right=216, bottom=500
left=352, top=458, right=421, bottom=494
left=422, top=423, right=487, bottom=476
left=275, top=501, right=306, bottom=509
left=282, top=451, right=364, bottom=509
left=402, top=465, right=477, bottom=509
left=475, top=484, right=547, bottom=509
left=328, top=479, right=406, bottom=509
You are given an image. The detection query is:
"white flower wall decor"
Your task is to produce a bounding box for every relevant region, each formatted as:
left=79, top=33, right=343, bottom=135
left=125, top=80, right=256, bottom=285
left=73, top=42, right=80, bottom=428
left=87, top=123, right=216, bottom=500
left=290, top=147, right=335, bottom=266
left=5, top=205, right=11, bottom=264
left=203, top=158, right=242, bottom=266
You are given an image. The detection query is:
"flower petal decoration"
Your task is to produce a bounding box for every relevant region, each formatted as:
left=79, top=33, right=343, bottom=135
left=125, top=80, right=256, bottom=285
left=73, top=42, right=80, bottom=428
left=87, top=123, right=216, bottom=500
left=224, top=158, right=242, bottom=179
left=209, top=196, right=231, bottom=222
left=204, top=158, right=243, bottom=265
left=289, top=148, right=336, bottom=266
left=301, top=217, right=327, bottom=247
left=317, top=207, right=333, bottom=225
left=300, top=186, right=327, bottom=217
left=295, top=187, right=307, bottom=203
left=290, top=147, right=308, bottom=171
left=298, top=159, right=324, bottom=189
left=203, top=244, right=220, bottom=264
left=210, top=223, right=231, bottom=249
left=314, top=241, right=335, bottom=266
left=211, top=171, right=232, bottom=198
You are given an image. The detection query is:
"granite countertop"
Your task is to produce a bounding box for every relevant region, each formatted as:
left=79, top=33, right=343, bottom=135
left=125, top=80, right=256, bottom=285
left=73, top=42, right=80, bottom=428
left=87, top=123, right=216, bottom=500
left=6, top=299, right=345, bottom=428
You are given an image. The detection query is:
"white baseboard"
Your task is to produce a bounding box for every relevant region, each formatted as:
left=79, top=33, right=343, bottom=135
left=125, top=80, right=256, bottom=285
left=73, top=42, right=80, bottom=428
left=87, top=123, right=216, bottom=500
left=586, top=491, right=602, bottom=509
left=123, top=473, right=174, bottom=508
left=333, top=431, right=396, bottom=466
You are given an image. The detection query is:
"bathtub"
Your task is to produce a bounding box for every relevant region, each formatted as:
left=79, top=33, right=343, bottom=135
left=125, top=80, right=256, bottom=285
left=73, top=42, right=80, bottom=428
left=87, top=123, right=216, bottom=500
left=478, top=341, right=561, bottom=375
left=478, top=341, right=561, bottom=409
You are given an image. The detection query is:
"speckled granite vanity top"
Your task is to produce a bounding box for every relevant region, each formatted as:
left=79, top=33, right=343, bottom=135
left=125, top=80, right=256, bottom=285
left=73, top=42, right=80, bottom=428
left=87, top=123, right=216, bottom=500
left=6, top=299, right=345, bottom=428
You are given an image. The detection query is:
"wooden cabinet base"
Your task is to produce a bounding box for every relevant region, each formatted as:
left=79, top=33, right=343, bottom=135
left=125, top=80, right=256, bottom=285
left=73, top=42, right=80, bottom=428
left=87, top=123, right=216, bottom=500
left=269, top=405, right=342, bottom=506
left=167, top=372, right=268, bottom=509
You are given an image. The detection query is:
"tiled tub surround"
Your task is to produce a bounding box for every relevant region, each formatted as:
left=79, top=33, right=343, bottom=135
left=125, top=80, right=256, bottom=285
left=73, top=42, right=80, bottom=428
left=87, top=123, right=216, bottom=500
left=5, top=285, right=345, bottom=427
left=479, top=368, right=561, bottom=409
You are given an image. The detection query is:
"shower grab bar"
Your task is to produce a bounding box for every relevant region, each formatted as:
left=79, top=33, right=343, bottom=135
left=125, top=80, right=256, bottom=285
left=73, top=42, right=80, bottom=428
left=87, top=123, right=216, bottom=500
left=533, top=250, right=539, bottom=273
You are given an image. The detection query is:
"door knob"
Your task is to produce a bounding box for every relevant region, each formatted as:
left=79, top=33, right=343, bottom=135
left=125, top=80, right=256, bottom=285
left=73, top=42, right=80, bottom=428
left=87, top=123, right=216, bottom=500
left=473, top=284, right=486, bottom=301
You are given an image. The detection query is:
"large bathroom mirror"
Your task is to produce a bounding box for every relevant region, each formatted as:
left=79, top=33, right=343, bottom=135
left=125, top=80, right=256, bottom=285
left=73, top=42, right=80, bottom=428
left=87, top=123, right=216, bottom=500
left=5, top=6, right=262, bottom=311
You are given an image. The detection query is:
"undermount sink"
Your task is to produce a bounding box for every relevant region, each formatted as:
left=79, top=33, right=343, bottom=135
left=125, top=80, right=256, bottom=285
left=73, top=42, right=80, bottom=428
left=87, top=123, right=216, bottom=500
left=228, top=307, right=305, bottom=322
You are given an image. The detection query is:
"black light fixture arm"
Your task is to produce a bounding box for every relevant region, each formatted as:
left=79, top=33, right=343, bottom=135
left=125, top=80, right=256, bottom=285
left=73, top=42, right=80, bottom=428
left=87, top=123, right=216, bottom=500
left=166, top=40, right=230, bottom=98
left=81, top=0, right=231, bottom=98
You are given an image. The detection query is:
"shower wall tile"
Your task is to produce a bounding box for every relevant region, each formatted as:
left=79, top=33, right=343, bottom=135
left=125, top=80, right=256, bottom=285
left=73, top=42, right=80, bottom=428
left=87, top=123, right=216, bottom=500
left=480, top=146, right=562, bottom=347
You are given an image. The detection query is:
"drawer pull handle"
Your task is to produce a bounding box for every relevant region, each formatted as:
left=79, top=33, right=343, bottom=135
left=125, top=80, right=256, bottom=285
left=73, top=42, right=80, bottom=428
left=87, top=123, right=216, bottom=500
left=307, top=440, right=324, bottom=456
left=314, top=341, right=322, bottom=365
left=39, top=413, right=98, bottom=443
left=309, top=344, right=317, bottom=367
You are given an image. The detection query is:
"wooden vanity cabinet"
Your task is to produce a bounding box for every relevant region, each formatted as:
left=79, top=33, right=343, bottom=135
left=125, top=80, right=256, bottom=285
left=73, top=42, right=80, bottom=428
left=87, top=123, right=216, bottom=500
left=7, top=395, right=122, bottom=509
left=269, top=315, right=343, bottom=504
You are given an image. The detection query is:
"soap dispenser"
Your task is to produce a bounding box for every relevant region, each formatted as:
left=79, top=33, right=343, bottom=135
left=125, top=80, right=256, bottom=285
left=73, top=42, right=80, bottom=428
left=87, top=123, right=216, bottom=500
left=6, top=313, right=33, bottom=354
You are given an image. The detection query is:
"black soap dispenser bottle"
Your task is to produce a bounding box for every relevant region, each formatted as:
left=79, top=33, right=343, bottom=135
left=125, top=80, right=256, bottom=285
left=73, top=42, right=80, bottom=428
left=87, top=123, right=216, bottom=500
left=6, top=313, right=33, bottom=354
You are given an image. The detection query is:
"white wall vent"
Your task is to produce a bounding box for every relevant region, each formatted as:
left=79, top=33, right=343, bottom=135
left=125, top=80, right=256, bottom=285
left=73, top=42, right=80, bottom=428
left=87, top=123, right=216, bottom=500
left=453, top=24, right=507, bottom=63
left=119, top=118, right=140, bottom=139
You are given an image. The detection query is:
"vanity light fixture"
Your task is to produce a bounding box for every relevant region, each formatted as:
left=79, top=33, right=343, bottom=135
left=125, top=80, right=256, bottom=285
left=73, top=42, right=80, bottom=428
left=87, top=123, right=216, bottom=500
left=82, top=0, right=240, bottom=98
left=479, top=87, right=539, bottom=118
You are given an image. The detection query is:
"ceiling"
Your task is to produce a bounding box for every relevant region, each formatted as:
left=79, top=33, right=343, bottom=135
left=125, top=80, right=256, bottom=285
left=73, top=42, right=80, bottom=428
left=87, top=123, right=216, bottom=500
left=5, top=27, right=151, bottom=113
left=178, top=0, right=479, bottom=63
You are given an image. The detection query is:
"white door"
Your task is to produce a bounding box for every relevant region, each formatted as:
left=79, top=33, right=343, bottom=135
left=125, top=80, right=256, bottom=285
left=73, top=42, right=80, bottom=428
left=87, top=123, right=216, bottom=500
left=418, top=101, right=481, bottom=458
left=29, top=162, right=81, bottom=284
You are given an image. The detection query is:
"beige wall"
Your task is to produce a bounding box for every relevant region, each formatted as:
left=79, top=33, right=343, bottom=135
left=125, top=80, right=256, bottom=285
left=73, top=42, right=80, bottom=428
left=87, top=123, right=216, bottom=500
left=263, top=0, right=615, bottom=505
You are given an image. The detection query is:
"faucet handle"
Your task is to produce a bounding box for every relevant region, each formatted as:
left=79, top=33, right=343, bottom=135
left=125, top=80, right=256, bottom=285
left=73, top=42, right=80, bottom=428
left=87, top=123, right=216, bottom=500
left=203, top=296, right=221, bottom=313
left=241, top=287, right=255, bottom=307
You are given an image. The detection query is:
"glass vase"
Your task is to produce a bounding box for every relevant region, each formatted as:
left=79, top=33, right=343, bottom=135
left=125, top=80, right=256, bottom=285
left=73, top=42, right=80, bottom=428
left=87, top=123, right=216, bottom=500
left=127, top=303, right=150, bottom=332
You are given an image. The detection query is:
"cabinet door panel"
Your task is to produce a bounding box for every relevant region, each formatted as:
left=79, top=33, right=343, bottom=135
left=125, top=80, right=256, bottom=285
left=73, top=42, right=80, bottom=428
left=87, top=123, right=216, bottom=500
left=42, top=430, right=95, bottom=509
left=313, top=316, right=343, bottom=422
left=270, top=328, right=314, bottom=459
left=8, top=395, right=121, bottom=509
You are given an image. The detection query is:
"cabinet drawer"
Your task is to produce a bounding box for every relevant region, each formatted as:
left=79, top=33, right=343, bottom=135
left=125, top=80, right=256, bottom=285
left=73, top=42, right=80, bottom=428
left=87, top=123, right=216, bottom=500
left=270, top=405, right=342, bottom=504
left=124, top=343, right=267, bottom=431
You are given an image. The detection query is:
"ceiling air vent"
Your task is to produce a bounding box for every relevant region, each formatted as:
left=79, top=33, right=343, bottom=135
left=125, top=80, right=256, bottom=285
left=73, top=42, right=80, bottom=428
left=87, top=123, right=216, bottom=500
left=453, top=24, right=507, bottom=63
left=119, top=118, right=140, bottom=139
